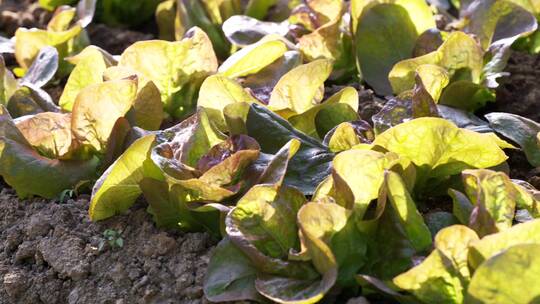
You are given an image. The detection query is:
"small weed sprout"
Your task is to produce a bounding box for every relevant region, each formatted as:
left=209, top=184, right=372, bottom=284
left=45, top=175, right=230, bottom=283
left=99, top=229, right=124, bottom=251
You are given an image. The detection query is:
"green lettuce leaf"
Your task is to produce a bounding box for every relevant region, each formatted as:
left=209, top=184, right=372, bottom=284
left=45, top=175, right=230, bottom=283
left=197, top=74, right=258, bottom=131
left=461, top=169, right=517, bottom=236
left=372, top=117, right=509, bottom=184
left=156, top=0, right=176, bottom=41
left=466, top=244, right=540, bottom=304
left=298, top=201, right=367, bottom=285
left=102, top=66, right=164, bottom=131
left=171, top=0, right=236, bottom=58
left=415, top=64, right=450, bottom=102
left=385, top=171, right=432, bottom=252
left=354, top=0, right=436, bottom=94
left=486, top=112, right=540, bottom=167
left=89, top=134, right=163, bottom=221
left=449, top=188, right=475, bottom=225
left=15, top=112, right=73, bottom=159
left=243, top=50, right=302, bottom=104
left=139, top=178, right=221, bottom=232
left=268, top=59, right=333, bottom=118
left=314, top=149, right=396, bottom=216
left=6, top=85, right=59, bottom=118
left=464, top=0, right=538, bottom=50
left=468, top=219, right=540, bottom=269
left=351, top=0, right=436, bottom=37
left=14, top=7, right=88, bottom=76
left=204, top=238, right=262, bottom=302
left=118, top=27, right=218, bottom=119
left=0, top=56, right=18, bottom=106
left=288, top=86, right=359, bottom=138
left=230, top=184, right=306, bottom=259
left=59, top=46, right=116, bottom=111
left=71, top=78, right=138, bottom=154
left=218, top=37, right=288, bottom=78
left=245, top=103, right=334, bottom=195
left=0, top=106, right=99, bottom=199
left=393, top=225, right=479, bottom=304
left=389, top=31, right=484, bottom=96
left=323, top=121, right=374, bottom=153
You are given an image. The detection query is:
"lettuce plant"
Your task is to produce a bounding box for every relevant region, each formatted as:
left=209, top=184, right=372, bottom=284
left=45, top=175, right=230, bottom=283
left=351, top=0, right=436, bottom=95
left=14, top=5, right=91, bottom=77
left=444, top=0, right=540, bottom=54
left=203, top=116, right=523, bottom=302
left=40, top=0, right=160, bottom=27
left=96, top=0, right=163, bottom=27
left=90, top=109, right=244, bottom=222
left=57, top=27, right=216, bottom=121
left=0, top=76, right=161, bottom=198
left=353, top=0, right=538, bottom=114
left=198, top=46, right=359, bottom=139
left=2, top=47, right=68, bottom=119
left=156, top=0, right=249, bottom=58
left=89, top=103, right=337, bottom=227
left=156, top=0, right=355, bottom=77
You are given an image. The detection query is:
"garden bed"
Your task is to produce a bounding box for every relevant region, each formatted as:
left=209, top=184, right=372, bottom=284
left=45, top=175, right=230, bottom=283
left=1, top=0, right=540, bottom=303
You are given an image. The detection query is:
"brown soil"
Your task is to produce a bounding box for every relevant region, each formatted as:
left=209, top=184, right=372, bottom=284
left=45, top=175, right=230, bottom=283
left=0, top=0, right=51, bottom=37
left=0, top=187, right=216, bottom=304
left=492, top=52, right=540, bottom=123
left=86, top=24, right=155, bottom=56
left=489, top=51, right=540, bottom=185
left=1, top=4, right=216, bottom=302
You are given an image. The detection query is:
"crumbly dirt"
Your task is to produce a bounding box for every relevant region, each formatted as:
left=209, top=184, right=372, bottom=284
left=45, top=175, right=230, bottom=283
left=86, top=24, right=155, bottom=56
left=489, top=51, right=540, bottom=185
left=492, top=52, right=540, bottom=123
left=0, top=186, right=217, bottom=304
left=0, top=0, right=51, bottom=37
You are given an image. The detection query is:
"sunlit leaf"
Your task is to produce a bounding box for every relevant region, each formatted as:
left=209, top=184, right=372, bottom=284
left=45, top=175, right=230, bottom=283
left=468, top=219, right=540, bottom=268
left=118, top=27, right=218, bottom=119
left=218, top=37, right=288, bottom=78
left=466, top=244, right=540, bottom=304
left=289, top=87, right=359, bottom=138
left=71, top=78, right=138, bottom=154
left=373, top=117, right=509, bottom=183
left=89, top=135, right=163, bottom=221
left=393, top=225, right=479, bottom=304
left=389, top=31, right=484, bottom=96
left=268, top=59, right=333, bottom=117
left=59, top=46, right=115, bottom=111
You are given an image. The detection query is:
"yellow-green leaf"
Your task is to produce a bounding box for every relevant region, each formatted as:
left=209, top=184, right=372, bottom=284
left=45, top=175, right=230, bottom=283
left=59, top=46, right=116, bottom=111
left=119, top=28, right=218, bottom=118
left=373, top=117, right=508, bottom=180
left=71, top=78, right=138, bottom=153
left=468, top=219, right=540, bottom=269
left=89, top=135, right=163, bottom=221
left=466, top=244, right=540, bottom=304
left=218, top=38, right=288, bottom=78
left=268, top=59, right=332, bottom=117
